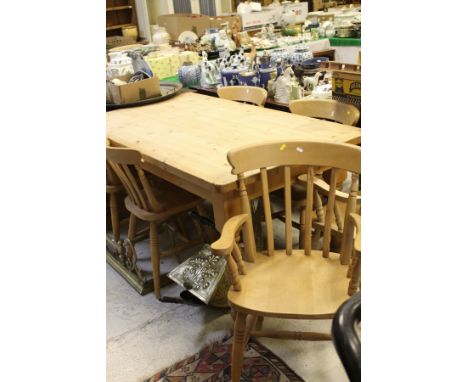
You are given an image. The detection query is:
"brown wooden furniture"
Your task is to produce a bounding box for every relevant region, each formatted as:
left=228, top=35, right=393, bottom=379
left=106, top=145, right=206, bottom=300
left=217, top=86, right=268, bottom=107
left=106, top=0, right=138, bottom=38
left=210, top=140, right=361, bottom=382
left=289, top=99, right=360, bottom=126
left=106, top=93, right=361, bottom=235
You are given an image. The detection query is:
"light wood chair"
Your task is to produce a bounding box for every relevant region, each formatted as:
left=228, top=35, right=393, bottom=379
left=106, top=146, right=207, bottom=300
left=106, top=162, right=124, bottom=244
left=289, top=98, right=360, bottom=126
left=210, top=141, right=361, bottom=382
left=288, top=98, right=360, bottom=250
left=217, top=86, right=268, bottom=107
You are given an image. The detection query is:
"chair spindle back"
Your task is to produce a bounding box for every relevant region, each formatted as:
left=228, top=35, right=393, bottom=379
left=106, top=146, right=164, bottom=213
left=227, top=141, right=361, bottom=263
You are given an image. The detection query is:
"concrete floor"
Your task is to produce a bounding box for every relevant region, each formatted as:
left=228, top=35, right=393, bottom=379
left=106, top=221, right=349, bottom=382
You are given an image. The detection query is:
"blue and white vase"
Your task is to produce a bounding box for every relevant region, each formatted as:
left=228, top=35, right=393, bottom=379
left=178, top=62, right=201, bottom=87
left=269, top=48, right=290, bottom=66
left=290, top=46, right=313, bottom=67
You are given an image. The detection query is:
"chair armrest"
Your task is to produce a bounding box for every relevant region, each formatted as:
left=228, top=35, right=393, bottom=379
left=297, top=175, right=361, bottom=204
left=211, top=214, right=248, bottom=257
left=348, top=213, right=361, bottom=253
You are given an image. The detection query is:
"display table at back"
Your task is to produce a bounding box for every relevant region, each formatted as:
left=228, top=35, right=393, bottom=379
left=106, top=92, right=361, bottom=233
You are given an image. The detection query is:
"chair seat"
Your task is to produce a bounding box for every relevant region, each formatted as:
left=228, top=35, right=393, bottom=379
left=124, top=181, right=201, bottom=222
left=227, top=250, right=349, bottom=319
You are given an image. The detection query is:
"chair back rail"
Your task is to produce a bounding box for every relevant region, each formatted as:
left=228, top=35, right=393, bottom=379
left=217, top=86, right=268, bottom=107
left=224, top=141, right=360, bottom=293
left=289, top=99, right=360, bottom=126
left=106, top=146, right=164, bottom=213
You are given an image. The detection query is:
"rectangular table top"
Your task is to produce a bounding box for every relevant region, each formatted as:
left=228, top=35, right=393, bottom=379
left=106, top=92, right=361, bottom=192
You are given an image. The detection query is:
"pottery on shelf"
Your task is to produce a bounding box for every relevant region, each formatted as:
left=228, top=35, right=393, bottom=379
left=220, top=65, right=246, bottom=87
left=122, top=26, right=138, bottom=40
left=269, top=48, right=290, bottom=66
left=290, top=46, right=313, bottom=67
left=238, top=70, right=260, bottom=87
left=199, top=61, right=220, bottom=88
left=178, top=61, right=201, bottom=87
left=152, top=25, right=170, bottom=46
left=107, top=51, right=133, bottom=79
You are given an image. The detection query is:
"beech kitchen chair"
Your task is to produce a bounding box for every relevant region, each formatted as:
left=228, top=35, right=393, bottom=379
left=106, top=161, right=124, bottom=244
left=289, top=98, right=360, bottom=126
left=210, top=141, right=361, bottom=382
left=217, top=86, right=268, bottom=107
left=106, top=145, right=206, bottom=300
left=287, top=98, right=360, bottom=250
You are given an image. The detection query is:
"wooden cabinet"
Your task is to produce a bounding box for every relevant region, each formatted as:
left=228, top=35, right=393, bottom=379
left=106, top=0, right=138, bottom=37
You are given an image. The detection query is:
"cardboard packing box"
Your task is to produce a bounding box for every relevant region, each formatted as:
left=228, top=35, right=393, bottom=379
left=107, top=74, right=161, bottom=104
left=331, top=68, right=361, bottom=108
left=157, top=13, right=210, bottom=40
left=209, top=15, right=241, bottom=30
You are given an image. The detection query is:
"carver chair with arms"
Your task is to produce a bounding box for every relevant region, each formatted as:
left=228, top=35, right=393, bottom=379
left=106, top=145, right=207, bottom=300
left=210, top=141, right=361, bottom=382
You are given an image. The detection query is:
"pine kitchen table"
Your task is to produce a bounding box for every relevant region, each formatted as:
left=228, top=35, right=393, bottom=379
left=106, top=92, right=361, bottom=233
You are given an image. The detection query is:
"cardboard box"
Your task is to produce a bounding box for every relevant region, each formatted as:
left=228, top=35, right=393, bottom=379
left=240, top=9, right=282, bottom=30
left=107, top=74, right=161, bottom=104
left=157, top=13, right=210, bottom=40
left=209, top=15, right=241, bottom=30
left=331, top=66, right=361, bottom=108
left=106, top=36, right=137, bottom=50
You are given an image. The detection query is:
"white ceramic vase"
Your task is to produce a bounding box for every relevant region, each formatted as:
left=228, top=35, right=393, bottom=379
left=152, top=25, right=170, bottom=46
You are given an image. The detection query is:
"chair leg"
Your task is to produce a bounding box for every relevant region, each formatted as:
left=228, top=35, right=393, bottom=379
left=149, top=221, right=161, bottom=299
left=232, top=311, right=247, bottom=382
left=126, top=214, right=137, bottom=263
left=109, top=193, right=121, bottom=243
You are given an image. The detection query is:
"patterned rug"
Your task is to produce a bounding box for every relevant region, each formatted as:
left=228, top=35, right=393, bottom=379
left=144, top=336, right=305, bottom=382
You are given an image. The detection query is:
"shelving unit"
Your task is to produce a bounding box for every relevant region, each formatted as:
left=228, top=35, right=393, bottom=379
left=106, top=0, right=138, bottom=37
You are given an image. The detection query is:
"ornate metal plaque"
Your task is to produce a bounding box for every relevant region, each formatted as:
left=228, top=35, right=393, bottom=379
left=168, top=244, right=226, bottom=304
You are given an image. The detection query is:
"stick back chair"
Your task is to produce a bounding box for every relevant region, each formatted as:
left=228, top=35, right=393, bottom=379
left=217, top=86, right=268, bottom=107
left=289, top=98, right=360, bottom=126
left=210, top=140, right=361, bottom=382
left=106, top=162, right=124, bottom=244
left=106, top=145, right=205, bottom=300
left=288, top=98, right=360, bottom=252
